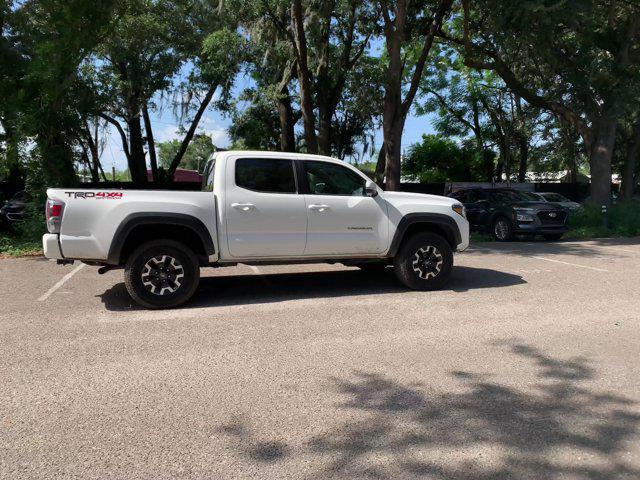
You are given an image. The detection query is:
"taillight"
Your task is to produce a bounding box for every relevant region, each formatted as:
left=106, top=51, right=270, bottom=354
left=45, top=199, right=64, bottom=233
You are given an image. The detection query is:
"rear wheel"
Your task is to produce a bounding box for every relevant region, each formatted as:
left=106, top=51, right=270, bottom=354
left=124, top=240, right=200, bottom=309
left=543, top=233, right=564, bottom=241
left=393, top=233, right=453, bottom=290
left=492, top=217, right=514, bottom=241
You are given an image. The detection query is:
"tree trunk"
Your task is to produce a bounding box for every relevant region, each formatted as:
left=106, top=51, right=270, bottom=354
left=291, top=0, right=318, bottom=154
left=471, top=101, right=493, bottom=182
left=384, top=122, right=403, bottom=190
left=143, top=104, right=158, bottom=182
left=375, top=143, right=386, bottom=187
left=586, top=114, right=617, bottom=207
left=167, top=86, right=216, bottom=177
left=621, top=120, right=640, bottom=201
left=277, top=88, right=296, bottom=153
left=517, top=133, right=528, bottom=182
left=126, top=114, right=148, bottom=185
left=317, top=106, right=332, bottom=156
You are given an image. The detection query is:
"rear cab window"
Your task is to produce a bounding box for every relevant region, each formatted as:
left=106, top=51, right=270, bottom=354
left=235, top=158, right=297, bottom=194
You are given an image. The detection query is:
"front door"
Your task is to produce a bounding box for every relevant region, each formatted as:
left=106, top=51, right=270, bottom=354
left=226, top=157, right=307, bottom=257
left=301, top=160, right=388, bottom=256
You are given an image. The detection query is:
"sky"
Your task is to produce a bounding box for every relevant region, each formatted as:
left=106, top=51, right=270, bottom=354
left=100, top=72, right=437, bottom=172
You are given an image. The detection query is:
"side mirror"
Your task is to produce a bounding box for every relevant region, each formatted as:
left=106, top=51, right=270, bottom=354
left=365, top=180, right=379, bottom=198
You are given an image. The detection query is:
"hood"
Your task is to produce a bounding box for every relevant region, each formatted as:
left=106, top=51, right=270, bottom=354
left=381, top=190, right=456, bottom=205
left=513, top=201, right=565, bottom=211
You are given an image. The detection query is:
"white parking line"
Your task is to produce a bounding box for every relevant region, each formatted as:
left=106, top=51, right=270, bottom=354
left=38, top=263, right=85, bottom=301
left=530, top=256, right=609, bottom=272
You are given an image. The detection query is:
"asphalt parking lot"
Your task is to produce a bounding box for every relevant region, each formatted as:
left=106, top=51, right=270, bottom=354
left=2, top=238, right=640, bottom=479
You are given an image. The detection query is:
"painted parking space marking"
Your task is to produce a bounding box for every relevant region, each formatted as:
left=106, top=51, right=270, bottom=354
left=38, top=263, right=85, bottom=301
left=530, top=256, right=608, bottom=272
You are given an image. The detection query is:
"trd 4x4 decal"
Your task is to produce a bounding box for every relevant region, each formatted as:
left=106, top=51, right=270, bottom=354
left=65, top=191, right=123, bottom=199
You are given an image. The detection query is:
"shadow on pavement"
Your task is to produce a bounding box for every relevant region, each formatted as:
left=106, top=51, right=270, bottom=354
left=471, top=236, right=640, bottom=257
left=98, top=266, right=526, bottom=311
left=219, top=342, right=640, bottom=479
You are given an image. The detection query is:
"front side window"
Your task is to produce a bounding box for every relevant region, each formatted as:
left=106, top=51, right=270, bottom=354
left=304, top=161, right=365, bottom=196
left=235, top=158, right=296, bottom=193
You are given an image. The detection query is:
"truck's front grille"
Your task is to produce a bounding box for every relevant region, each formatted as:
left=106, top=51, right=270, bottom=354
left=537, top=210, right=567, bottom=226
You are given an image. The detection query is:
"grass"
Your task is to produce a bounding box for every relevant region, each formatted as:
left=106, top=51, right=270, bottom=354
left=0, top=232, right=42, bottom=257
left=0, top=209, right=45, bottom=258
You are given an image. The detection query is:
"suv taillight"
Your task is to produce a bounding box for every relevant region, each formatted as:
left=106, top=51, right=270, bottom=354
left=45, top=199, right=64, bottom=233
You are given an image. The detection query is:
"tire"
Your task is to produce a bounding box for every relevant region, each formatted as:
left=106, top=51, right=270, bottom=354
left=393, top=233, right=453, bottom=291
left=543, top=233, right=564, bottom=241
left=492, top=217, right=514, bottom=241
left=124, top=240, right=200, bottom=309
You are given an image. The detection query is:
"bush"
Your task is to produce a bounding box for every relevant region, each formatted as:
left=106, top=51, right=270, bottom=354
left=567, top=201, right=640, bottom=238
left=0, top=203, right=45, bottom=257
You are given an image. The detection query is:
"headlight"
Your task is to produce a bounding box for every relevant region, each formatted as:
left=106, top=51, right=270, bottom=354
left=452, top=203, right=466, bottom=218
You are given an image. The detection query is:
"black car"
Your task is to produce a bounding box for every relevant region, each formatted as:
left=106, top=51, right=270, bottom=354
left=448, top=188, right=568, bottom=241
left=0, top=190, right=28, bottom=226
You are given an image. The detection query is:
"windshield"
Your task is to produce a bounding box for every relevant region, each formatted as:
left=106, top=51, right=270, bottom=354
left=488, top=190, right=538, bottom=202
left=541, top=193, right=568, bottom=202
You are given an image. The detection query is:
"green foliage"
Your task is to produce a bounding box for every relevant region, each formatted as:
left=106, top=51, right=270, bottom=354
left=404, top=134, right=490, bottom=182
left=157, top=134, right=216, bottom=173
left=0, top=205, right=45, bottom=257
left=567, top=201, right=640, bottom=238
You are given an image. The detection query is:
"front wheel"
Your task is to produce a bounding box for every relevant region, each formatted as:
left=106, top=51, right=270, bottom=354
left=124, top=240, right=200, bottom=309
left=393, top=233, right=453, bottom=290
left=492, top=217, right=514, bottom=241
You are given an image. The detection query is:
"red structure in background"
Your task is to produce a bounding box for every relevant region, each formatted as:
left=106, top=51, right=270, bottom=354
left=147, top=169, right=203, bottom=183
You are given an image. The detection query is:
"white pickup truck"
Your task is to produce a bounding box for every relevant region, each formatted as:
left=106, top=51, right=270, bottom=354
left=43, top=151, right=469, bottom=308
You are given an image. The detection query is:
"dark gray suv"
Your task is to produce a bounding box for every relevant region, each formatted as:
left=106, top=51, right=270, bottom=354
left=448, top=188, right=568, bottom=241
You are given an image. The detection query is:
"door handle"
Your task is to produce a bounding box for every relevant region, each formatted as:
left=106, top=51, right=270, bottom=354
left=308, top=204, right=330, bottom=212
left=231, top=202, right=255, bottom=211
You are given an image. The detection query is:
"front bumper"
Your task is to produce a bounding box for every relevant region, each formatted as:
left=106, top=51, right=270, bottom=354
left=42, top=234, right=64, bottom=260
left=514, top=223, right=568, bottom=235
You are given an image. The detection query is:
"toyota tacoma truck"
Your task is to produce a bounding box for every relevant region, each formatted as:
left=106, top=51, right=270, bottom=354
left=43, top=151, right=469, bottom=309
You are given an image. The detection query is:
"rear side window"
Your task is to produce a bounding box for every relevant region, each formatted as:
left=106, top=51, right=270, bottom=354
left=235, top=158, right=296, bottom=193
left=304, top=161, right=365, bottom=196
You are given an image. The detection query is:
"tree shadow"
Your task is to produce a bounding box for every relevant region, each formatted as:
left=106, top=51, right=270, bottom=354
left=470, top=237, right=640, bottom=258
left=218, top=418, right=291, bottom=463
left=98, top=266, right=526, bottom=311
left=305, top=342, right=640, bottom=479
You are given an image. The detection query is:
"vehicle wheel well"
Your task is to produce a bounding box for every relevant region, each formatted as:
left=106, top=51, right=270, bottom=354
left=491, top=214, right=512, bottom=225
left=400, top=222, right=457, bottom=251
left=119, top=224, right=209, bottom=265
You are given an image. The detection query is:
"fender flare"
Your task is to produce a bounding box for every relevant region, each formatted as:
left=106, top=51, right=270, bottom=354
left=388, top=213, right=462, bottom=257
left=107, top=212, right=215, bottom=265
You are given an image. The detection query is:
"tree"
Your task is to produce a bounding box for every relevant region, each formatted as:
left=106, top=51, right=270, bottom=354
left=1, top=0, right=121, bottom=192
left=404, top=133, right=486, bottom=182
left=444, top=0, right=640, bottom=205
left=255, top=0, right=378, bottom=155
left=157, top=133, right=216, bottom=173
left=378, top=0, right=453, bottom=190
left=93, top=0, right=241, bottom=183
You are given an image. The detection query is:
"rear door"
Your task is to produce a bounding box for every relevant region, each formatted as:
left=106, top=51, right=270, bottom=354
left=225, top=157, right=307, bottom=257
left=300, top=160, right=388, bottom=255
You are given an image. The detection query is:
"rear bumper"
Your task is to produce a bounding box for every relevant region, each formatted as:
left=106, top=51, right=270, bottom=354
left=42, top=234, right=64, bottom=260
